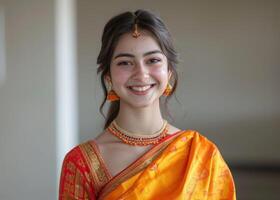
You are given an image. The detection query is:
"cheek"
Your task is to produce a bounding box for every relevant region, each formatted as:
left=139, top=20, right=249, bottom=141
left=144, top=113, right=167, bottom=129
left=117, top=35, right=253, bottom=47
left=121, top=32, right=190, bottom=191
left=151, top=67, right=169, bottom=83
left=110, top=67, right=130, bottom=86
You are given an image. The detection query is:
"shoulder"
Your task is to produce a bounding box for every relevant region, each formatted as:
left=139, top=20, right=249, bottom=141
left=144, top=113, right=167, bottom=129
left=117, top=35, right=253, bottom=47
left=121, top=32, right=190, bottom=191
left=62, top=131, right=107, bottom=168
left=59, top=142, right=97, bottom=199
left=177, top=129, right=232, bottom=172
left=167, top=124, right=182, bottom=135
left=183, top=130, right=231, bottom=168
left=179, top=130, right=236, bottom=198
left=181, top=129, right=217, bottom=144
left=62, top=140, right=95, bottom=170
left=179, top=129, right=221, bottom=153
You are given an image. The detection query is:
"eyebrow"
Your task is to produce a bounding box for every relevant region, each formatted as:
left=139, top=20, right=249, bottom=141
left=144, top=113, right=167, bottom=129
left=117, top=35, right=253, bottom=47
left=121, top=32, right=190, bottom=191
left=113, top=50, right=163, bottom=59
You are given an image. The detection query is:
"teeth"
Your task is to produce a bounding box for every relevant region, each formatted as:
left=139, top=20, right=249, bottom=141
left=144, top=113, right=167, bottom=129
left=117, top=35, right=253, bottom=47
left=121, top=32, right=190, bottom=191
left=130, top=85, right=152, bottom=92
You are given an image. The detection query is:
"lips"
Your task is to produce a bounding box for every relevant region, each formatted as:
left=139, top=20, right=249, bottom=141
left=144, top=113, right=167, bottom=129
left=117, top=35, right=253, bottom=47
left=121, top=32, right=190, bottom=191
left=127, top=84, right=156, bottom=94
left=130, top=85, right=152, bottom=91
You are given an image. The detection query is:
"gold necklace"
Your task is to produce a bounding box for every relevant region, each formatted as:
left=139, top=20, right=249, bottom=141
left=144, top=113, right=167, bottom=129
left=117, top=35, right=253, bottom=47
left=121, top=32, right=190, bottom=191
left=106, top=120, right=169, bottom=146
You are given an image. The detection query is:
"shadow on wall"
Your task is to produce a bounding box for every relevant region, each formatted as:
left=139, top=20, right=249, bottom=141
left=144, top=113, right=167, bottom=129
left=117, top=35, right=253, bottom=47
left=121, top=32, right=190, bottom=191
left=232, top=167, right=280, bottom=200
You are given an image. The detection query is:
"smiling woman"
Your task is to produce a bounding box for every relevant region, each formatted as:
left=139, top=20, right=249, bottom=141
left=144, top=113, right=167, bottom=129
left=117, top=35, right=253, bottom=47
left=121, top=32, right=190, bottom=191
left=109, top=31, right=170, bottom=109
left=59, top=9, right=236, bottom=200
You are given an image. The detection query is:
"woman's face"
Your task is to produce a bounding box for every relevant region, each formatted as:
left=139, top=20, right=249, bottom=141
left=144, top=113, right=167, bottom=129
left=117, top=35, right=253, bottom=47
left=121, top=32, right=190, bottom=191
left=109, top=30, right=170, bottom=108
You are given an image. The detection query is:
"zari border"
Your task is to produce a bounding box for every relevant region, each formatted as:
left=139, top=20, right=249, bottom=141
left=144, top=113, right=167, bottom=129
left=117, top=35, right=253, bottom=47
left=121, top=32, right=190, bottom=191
left=98, top=130, right=185, bottom=200
left=89, top=141, right=113, bottom=180
left=79, top=141, right=111, bottom=196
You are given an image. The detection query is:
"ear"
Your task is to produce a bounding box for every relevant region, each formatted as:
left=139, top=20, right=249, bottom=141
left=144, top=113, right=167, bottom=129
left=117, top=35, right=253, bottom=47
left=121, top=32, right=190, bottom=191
left=105, top=74, right=111, bottom=84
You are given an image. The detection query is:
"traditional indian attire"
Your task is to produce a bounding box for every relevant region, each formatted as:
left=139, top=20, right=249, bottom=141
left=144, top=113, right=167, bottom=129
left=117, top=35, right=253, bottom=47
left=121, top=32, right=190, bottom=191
left=59, top=130, right=236, bottom=200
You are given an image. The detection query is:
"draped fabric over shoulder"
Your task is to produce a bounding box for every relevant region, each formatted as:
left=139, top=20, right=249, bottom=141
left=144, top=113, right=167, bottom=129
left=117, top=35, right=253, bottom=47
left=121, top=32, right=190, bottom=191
left=59, top=130, right=236, bottom=200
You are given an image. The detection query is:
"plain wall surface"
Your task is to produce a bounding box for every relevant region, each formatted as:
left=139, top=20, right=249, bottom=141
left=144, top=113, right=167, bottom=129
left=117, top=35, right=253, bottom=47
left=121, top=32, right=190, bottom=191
left=0, top=0, right=56, bottom=199
left=77, top=0, right=280, bottom=164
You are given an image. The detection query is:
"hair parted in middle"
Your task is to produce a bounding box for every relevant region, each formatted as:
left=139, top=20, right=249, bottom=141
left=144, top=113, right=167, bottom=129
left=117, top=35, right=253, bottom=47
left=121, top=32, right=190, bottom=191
left=97, top=9, right=179, bottom=129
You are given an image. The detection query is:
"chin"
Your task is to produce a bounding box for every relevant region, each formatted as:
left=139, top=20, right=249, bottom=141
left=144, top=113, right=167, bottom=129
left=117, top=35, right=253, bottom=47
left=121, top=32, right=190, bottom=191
left=121, top=98, right=159, bottom=109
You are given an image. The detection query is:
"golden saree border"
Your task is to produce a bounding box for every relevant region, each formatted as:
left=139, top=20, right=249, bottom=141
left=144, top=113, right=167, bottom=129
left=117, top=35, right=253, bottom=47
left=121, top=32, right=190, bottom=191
left=90, top=141, right=113, bottom=180
left=98, top=130, right=185, bottom=200
left=102, top=130, right=236, bottom=200
left=79, top=141, right=112, bottom=196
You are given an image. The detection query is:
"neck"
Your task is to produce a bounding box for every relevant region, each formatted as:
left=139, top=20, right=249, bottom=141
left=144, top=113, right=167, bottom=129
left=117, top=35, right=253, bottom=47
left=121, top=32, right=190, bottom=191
left=114, top=100, right=165, bottom=135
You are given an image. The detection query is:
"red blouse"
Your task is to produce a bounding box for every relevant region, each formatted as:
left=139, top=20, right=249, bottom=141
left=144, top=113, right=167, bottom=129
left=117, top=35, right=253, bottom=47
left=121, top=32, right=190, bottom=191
left=59, top=138, right=113, bottom=200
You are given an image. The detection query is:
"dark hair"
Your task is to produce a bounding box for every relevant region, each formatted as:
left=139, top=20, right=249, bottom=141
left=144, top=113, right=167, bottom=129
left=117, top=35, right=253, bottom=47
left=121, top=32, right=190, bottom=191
left=97, top=9, right=179, bottom=129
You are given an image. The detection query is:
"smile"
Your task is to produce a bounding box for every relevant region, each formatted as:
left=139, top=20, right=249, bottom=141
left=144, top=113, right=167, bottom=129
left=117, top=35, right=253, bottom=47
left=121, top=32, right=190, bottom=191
left=127, top=84, right=156, bottom=95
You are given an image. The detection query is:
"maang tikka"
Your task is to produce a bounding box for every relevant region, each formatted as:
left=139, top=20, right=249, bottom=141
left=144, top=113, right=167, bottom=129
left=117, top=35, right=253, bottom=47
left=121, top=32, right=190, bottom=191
left=132, top=13, right=140, bottom=38
left=132, top=23, right=140, bottom=38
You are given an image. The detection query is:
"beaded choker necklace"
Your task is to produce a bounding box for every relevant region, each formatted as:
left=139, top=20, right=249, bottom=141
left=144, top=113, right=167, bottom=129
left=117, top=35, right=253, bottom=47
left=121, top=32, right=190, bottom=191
left=106, top=120, right=169, bottom=146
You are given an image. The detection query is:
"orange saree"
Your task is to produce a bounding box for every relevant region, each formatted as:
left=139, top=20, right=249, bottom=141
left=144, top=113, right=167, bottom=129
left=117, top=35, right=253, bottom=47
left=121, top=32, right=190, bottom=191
left=59, top=130, right=236, bottom=200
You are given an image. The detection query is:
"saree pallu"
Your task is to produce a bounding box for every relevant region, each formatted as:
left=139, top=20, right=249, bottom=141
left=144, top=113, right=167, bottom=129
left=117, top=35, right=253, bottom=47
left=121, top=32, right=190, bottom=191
left=59, top=130, right=236, bottom=200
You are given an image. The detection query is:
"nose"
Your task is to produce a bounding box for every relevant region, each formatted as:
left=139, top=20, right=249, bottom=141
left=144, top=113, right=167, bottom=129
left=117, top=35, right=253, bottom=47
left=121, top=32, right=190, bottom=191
left=133, top=61, right=149, bottom=80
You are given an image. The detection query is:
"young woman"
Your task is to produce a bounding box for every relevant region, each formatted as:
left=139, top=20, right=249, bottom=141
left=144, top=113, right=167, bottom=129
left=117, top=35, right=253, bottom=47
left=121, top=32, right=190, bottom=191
left=59, top=9, right=236, bottom=200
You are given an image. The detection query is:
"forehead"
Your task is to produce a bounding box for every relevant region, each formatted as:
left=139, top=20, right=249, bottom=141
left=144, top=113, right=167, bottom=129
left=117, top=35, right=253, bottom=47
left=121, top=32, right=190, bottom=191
left=113, top=31, right=161, bottom=56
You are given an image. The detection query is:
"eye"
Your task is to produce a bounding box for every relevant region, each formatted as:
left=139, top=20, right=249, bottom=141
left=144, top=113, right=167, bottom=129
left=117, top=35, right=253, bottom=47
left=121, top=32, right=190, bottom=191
left=116, top=61, right=133, bottom=66
left=147, top=58, right=161, bottom=64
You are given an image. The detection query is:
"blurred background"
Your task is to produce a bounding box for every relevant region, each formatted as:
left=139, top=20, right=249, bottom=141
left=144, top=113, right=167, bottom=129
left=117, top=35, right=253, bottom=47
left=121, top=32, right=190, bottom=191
left=0, top=0, right=279, bottom=199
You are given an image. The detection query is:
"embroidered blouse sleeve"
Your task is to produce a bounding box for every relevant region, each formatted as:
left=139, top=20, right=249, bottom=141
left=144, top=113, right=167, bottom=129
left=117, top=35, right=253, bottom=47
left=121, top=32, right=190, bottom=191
left=59, top=146, right=96, bottom=200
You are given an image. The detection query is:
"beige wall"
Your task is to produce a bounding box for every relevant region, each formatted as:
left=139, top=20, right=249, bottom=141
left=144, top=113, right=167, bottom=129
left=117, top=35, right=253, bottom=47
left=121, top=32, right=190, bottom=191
left=0, top=0, right=56, bottom=199
left=77, top=0, right=280, bottom=164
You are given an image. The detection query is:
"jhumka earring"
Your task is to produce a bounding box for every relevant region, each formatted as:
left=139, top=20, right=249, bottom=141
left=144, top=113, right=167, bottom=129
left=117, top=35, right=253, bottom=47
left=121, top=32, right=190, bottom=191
left=163, top=83, right=172, bottom=96
left=106, top=83, right=119, bottom=101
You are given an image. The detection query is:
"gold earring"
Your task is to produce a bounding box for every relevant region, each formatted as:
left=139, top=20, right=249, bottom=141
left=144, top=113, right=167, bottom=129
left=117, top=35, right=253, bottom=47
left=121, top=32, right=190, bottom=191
left=163, top=83, right=172, bottom=96
left=106, top=83, right=120, bottom=101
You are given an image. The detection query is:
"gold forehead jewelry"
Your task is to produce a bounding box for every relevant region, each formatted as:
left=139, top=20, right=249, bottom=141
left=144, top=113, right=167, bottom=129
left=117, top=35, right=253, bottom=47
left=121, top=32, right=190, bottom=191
left=132, top=23, right=140, bottom=38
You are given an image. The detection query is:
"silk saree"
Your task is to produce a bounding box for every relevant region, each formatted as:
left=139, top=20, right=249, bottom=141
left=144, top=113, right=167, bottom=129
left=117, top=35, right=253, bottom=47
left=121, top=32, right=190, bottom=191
left=59, top=130, right=236, bottom=200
